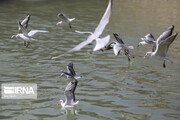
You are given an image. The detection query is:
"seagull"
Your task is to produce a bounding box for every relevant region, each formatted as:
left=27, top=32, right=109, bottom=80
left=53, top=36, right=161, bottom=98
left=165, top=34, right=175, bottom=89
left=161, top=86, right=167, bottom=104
left=105, top=33, right=134, bottom=62
left=11, top=21, right=48, bottom=48
left=144, top=33, right=178, bottom=68
left=59, top=63, right=81, bottom=80
left=138, top=25, right=174, bottom=52
left=137, top=33, right=156, bottom=51
left=18, top=15, right=30, bottom=33
left=52, top=0, right=112, bottom=59
left=57, top=79, right=79, bottom=108
left=56, top=13, right=75, bottom=28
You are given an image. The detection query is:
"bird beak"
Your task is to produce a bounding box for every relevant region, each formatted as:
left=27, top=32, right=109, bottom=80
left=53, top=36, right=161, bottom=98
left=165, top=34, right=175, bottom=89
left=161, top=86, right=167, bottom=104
left=144, top=55, right=147, bottom=59
left=57, top=103, right=59, bottom=108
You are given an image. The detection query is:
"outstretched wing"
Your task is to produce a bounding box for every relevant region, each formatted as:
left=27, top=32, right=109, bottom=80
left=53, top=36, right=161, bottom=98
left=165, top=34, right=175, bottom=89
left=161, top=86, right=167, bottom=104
left=64, top=80, right=78, bottom=105
left=157, top=25, right=174, bottom=43
left=156, top=33, right=177, bottom=57
left=113, top=44, right=122, bottom=56
left=65, top=0, right=112, bottom=53
left=113, top=33, right=124, bottom=44
left=28, top=30, right=48, bottom=37
left=18, top=15, right=30, bottom=32
left=93, top=0, right=112, bottom=37
left=93, top=35, right=110, bottom=51
left=67, top=63, right=76, bottom=76
left=75, top=30, right=93, bottom=35
left=18, top=21, right=28, bottom=36
left=143, top=33, right=156, bottom=42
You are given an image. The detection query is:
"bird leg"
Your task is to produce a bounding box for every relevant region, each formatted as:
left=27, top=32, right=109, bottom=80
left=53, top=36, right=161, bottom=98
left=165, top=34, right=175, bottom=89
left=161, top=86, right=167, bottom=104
left=69, top=23, right=72, bottom=28
left=57, top=103, right=60, bottom=108
left=124, top=49, right=131, bottom=62
left=26, top=42, right=30, bottom=48
left=100, top=49, right=104, bottom=52
left=24, top=41, right=26, bottom=46
left=163, top=60, right=166, bottom=68
left=152, top=46, right=155, bottom=52
left=127, top=56, right=131, bottom=62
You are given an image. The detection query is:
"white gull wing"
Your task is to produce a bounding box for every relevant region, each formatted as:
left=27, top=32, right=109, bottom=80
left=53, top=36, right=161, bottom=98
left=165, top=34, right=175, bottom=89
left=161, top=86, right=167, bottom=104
left=18, top=15, right=30, bottom=31
left=113, top=43, right=122, bottom=56
left=56, top=21, right=63, bottom=25
left=93, top=0, right=112, bottom=37
left=65, top=0, right=111, bottom=53
left=157, top=25, right=174, bottom=43
left=58, top=13, right=69, bottom=21
left=113, top=33, right=134, bottom=49
left=155, top=33, right=178, bottom=58
left=18, top=21, right=28, bottom=36
left=28, top=30, right=48, bottom=37
left=69, top=18, right=75, bottom=22
left=75, top=30, right=93, bottom=35
left=64, top=80, right=78, bottom=105
left=143, top=34, right=156, bottom=43
left=93, top=35, right=110, bottom=51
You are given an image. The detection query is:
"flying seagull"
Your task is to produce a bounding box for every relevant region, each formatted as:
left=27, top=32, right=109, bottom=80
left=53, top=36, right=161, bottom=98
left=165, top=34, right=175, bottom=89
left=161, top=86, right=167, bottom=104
left=52, top=0, right=112, bottom=59
left=137, top=33, right=156, bottom=51
left=18, top=15, right=30, bottom=33
left=11, top=21, right=48, bottom=48
left=59, top=63, right=81, bottom=80
left=105, top=33, right=134, bottom=62
left=56, top=13, right=75, bottom=28
left=144, top=33, right=178, bottom=68
left=138, top=25, right=174, bottom=52
left=57, top=79, right=79, bottom=108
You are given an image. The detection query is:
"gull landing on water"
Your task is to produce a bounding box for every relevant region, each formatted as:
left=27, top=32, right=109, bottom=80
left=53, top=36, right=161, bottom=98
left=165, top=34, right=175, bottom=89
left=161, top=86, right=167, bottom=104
left=57, top=79, right=79, bottom=108
left=52, top=0, right=112, bottom=59
left=11, top=21, right=48, bottom=48
left=144, top=33, right=178, bottom=68
left=56, top=13, right=75, bottom=28
left=105, top=33, right=134, bottom=62
left=138, top=25, right=174, bottom=52
left=18, top=15, right=30, bottom=33
left=59, top=63, right=81, bottom=80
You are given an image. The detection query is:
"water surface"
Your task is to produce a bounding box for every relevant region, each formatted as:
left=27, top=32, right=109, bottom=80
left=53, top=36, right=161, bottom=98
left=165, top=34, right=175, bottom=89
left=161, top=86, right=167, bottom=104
left=0, top=0, right=180, bottom=120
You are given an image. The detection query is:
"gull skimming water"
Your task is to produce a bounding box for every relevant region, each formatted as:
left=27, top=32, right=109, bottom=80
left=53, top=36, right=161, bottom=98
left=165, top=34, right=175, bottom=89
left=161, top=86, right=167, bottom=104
left=138, top=25, right=174, bottom=52
left=144, top=33, right=178, bottom=68
left=11, top=21, right=48, bottom=48
left=52, top=0, right=112, bottom=59
left=105, top=33, right=134, bottom=62
left=56, top=13, right=75, bottom=28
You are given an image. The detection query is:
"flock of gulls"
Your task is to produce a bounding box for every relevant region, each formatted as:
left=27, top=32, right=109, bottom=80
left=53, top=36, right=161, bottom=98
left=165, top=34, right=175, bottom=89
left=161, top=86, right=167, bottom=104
left=11, top=0, right=178, bottom=108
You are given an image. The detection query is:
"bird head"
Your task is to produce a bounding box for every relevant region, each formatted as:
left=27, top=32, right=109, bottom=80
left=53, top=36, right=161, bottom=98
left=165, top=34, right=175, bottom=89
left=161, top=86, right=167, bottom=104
left=57, top=100, right=63, bottom=108
left=11, top=35, right=17, bottom=39
left=144, top=51, right=153, bottom=59
left=57, top=13, right=64, bottom=17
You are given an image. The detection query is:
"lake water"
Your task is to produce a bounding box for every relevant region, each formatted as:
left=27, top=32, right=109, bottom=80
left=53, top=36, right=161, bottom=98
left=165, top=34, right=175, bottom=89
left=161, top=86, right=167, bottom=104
left=0, top=0, right=180, bottom=120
